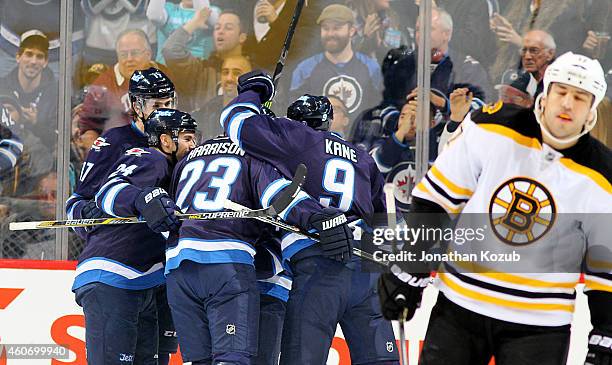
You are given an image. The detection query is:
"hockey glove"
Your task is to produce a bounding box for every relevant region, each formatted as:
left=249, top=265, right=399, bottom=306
left=237, top=70, right=275, bottom=103
left=585, top=329, right=612, bottom=365
left=378, top=268, right=430, bottom=321
left=82, top=200, right=107, bottom=219
left=135, top=187, right=181, bottom=233
left=310, top=208, right=353, bottom=263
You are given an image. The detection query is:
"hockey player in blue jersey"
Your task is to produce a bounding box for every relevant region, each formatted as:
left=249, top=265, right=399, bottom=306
left=66, top=68, right=180, bottom=365
left=253, top=231, right=291, bottom=365
left=166, top=134, right=353, bottom=365
left=85, top=108, right=196, bottom=365
left=221, top=71, right=399, bottom=364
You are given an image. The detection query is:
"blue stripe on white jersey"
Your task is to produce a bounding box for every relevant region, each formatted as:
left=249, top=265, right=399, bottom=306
left=165, top=238, right=257, bottom=275
left=281, top=230, right=317, bottom=260
left=72, top=257, right=165, bottom=291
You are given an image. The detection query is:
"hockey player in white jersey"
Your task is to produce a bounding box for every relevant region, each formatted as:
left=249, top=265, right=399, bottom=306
left=378, top=52, right=611, bottom=365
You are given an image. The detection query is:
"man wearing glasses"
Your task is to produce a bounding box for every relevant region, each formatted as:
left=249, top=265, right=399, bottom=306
left=518, top=30, right=556, bottom=91
left=79, top=29, right=173, bottom=136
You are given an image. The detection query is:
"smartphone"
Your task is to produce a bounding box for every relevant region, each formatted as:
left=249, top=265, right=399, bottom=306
left=193, top=0, right=210, bottom=11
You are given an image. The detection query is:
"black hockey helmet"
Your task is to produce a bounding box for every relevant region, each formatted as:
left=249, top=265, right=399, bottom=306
left=287, top=94, right=333, bottom=131
left=144, top=108, right=197, bottom=148
left=382, top=45, right=411, bottom=76
left=129, top=67, right=175, bottom=101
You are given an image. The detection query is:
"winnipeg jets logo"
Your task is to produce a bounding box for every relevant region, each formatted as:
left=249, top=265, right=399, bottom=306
left=387, top=162, right=417, bottom=211
left=323, top=75, right=363, bottom=114
left=91, top=137, right=110, bottom=151
left=125, top=148, right=150, bottom=156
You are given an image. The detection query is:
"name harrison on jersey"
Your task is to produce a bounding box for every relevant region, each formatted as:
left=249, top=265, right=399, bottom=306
left=187, top=142, right=245, bottom=160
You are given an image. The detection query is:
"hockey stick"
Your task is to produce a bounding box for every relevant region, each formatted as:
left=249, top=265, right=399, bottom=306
left=384, top=183, right=409, bottom=365
left=9, top=164, right=308, bottom=231
left=223, top=200, right=389, bottom=267
left=263, top=0, right=306, bottom=109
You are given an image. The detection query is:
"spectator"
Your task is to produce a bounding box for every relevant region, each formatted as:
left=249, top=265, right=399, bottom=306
left=436, top=0, right=497, bottom=69
left=78, top=29, right=170, bottom=134
left=81, top=0, right=157, bottom=66
left=0, top=107, right=23, bottom=181
left=244, top=0, right=336, bottom=74
left=328, top=95, right=350, bottom=136
left=417, top=7, right=492, bottom=99
left=163, top=9, right=248, bottom=111
left=290, top=4, right=382, bottom=130
left=489, top=0, right=609, bottom=81
left=252, top=0, right=287, bottom=43
left=0, top=0, right=85, bottom=76
left=495, top=69, right=538, bottom=108
left=0, top=94, right=54, bottom=198
left=192, top=54, right=252, bottom=140
left=518, top=30, right=556, bottom=85
left=146, top=0, right=221, bottom=64
left=380, top=8, right=492, bottom=108
left=0, top=30, right=58, bottom=150
left=346, top=0, right=409, bottom=62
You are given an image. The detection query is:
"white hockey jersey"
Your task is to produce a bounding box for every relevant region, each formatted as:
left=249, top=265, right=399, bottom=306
left=412, top=101, right=612, bottom=326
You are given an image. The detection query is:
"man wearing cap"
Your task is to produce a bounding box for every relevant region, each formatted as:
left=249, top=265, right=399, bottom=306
left=290, top=4, right=382, bottom=129
left=0, top=30, right=58, bottom=151
left=496, top=69, right=538, bottom=108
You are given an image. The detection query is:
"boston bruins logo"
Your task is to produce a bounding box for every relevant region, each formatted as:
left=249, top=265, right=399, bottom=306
left=489, top=177, right=556, bottom=246
left=323, top=75, right=363, bottom=114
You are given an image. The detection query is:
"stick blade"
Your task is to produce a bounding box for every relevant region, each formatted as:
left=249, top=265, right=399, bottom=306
left=10, top=221, right=47, bottom=231
left=268, top=163, right=308, bottom=215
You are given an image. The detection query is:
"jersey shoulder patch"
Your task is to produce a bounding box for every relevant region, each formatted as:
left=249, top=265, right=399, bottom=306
left=91, top=136, right=111, bottom=151
left=470, top=101, right=541, bottom=139
left=125, top=147, right=151, bottom=157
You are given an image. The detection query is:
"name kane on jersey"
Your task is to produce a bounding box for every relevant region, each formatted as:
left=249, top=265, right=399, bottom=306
left=325, top=138, right=357, bottom=163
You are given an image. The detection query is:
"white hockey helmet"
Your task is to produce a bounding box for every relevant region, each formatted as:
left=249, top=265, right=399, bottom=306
left=542, top=52, right=607, bottom=111
left=535, top=52, right=608, bottom=144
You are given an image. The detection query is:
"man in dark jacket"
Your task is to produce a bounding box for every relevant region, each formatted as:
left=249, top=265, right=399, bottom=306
left=0, top=30, right=57, bottom=151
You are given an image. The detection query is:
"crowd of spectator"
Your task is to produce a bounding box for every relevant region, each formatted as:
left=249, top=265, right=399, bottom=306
left=0, top=0, right=610, bottom=259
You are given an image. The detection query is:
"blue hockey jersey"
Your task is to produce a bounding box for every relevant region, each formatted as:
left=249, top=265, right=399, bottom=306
left=254, top=230, right=292, bottom=302
left=72, top=146, right=171, bottom=291
left=66, top=122, right=148, bottom=239
left=220, top=91, right=387, bottom=260
left=167, top=136, right=324, bottom=275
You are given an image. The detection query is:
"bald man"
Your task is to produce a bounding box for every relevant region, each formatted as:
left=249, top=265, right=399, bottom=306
left=520, top=30, right=556, bottom=82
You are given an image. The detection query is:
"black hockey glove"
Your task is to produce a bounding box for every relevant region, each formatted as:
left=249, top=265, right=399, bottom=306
left=309, top=208, right=353, bottom=263
left=82, top=200, right=107, bottom=219
left=585, top=329, right=612, bottom=365
left=237, top=70, right=275, bottom=103
left=135, top=187, right=181, bottom=233
left=378, top=268, right=430, bottom=321
left=0, top=123, right=12, bottom=139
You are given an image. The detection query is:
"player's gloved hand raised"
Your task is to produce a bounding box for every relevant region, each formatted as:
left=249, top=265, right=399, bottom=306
left=378, top=267, right=430, bottom=321
left=135, top=187, right=181, bottom=233
left=82, top=200, right=107, bottom=219
left=585, top=329, right=612, bottom=365
left=310, top=208, right=353, bottom=263
left=237, top=70, right=275, bottom=103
